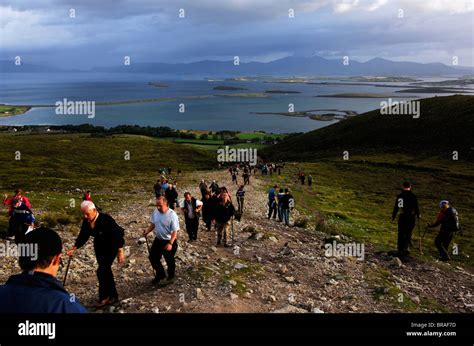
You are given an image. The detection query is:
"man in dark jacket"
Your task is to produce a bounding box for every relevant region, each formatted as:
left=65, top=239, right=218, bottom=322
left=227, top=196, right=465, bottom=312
left=67, top=201, right=125, bottom=308
left=391, top=181, right=420, bottom=260
left=165, top=184, right=178, bottom=210
left=427, top=200, right=460, bottom=261
left=214, top=192, right=235, bottom=247
left=0, top=227, right=87, bottom=313
left=180, top=192, right=203, bottom=242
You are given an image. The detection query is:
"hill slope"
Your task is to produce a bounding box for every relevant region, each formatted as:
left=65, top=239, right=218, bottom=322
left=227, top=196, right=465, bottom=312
left=261, top=95, right=474, bottom=161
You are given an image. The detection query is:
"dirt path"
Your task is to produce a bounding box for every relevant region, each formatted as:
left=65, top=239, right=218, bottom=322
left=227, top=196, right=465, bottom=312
left=2, top=169, right=472, bottom=313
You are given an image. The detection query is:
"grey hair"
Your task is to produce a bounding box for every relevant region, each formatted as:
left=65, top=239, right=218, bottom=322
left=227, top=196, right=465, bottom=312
left=80, top=200, right=96, bottom=211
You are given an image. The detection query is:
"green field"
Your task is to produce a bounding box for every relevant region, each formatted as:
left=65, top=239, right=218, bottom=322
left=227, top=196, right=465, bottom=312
left=0, top=132, right=216, bottom=234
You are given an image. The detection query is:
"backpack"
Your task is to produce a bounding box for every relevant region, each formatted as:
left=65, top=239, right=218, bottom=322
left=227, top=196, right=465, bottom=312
left=450, top=208, right=461, bottom=231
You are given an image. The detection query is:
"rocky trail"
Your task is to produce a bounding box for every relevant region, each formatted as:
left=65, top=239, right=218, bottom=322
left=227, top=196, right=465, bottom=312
left=1, top=170, right=473, bottom=313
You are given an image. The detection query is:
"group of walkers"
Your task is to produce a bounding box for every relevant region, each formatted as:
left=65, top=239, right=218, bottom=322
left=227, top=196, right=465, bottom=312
left=297, top=171, right=313, bottom=186
left=0, top=173, right=464, bottom=313
left=391, top=181, right=462, bottom=262
left=267, top=185, right=295, bottom=227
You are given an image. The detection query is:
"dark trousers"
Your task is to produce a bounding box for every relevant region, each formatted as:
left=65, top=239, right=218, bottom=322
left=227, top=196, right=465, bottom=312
left=96, top=253, right=118, bottom=301
left=149, top=238, right=178, bottom=279
left=237, top=197, right=244, bottom=213
left=435, top=230, right=454, bottom=261
left=397, top=214, right=416, bottom=256
left=185, top=217, right=199, bottom=240
left=268, top=202, right=277, bottom=219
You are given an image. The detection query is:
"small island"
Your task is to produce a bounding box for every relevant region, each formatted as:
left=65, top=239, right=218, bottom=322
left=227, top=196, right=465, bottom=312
left=265, top=90, right=301, bottom=94
left=215, top=93, right=269, bottom=98
left=0, top=105, right=31, bottom=117
left=316, top=93, right=417, bottom=98
left=251, top=109, right=357, bottom=121
left=213, top=86, right=248, bottom=91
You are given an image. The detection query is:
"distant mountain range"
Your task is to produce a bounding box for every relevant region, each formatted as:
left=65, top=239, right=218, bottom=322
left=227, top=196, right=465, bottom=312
left=1, top=56, right=473, bottom=76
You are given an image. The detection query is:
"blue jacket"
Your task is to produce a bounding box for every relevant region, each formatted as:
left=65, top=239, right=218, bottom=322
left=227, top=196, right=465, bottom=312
left=0, top=271, right=88, bottom=313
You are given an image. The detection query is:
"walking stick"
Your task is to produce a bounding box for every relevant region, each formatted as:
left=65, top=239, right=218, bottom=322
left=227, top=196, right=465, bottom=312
left=62, top=255, right=72, bottom=287
left=144, top=234, right=157, bottom=277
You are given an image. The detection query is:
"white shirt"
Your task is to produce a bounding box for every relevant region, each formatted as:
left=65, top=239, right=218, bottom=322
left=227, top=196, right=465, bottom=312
left=150, top=208, right=179, bottom=240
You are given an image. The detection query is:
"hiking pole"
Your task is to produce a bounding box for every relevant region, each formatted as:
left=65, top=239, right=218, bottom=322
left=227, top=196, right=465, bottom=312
left=62, top=255, right=72, bottom=287
left=144, top=234, right=157, bottom=277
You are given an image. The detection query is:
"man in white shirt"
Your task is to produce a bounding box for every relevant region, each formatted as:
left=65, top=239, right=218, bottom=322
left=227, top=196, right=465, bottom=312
left=180, top=192, right=203, bottom=242
left=143, top=196, right=179, bottom=286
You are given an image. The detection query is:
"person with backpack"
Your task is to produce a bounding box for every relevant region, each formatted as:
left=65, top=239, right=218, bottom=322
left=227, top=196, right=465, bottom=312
left=153, top=180, right=162, bottom=198
left=180, top=192, right=203, bottom=242
left=10, top=198, right=35, bottom=243
left=280, top=188, right=294, bottom=226
left=165, top=184, right=178, bottom=210
left=391, top=181, right=420, bottom=260
left=0, top=227, right=88, bottom=313
left=67, top=201, right=125, bottom=308
left=214, top=192, right=235, bottom=247
left=210, top=180, right=220, bottom=195
left=3, top=189, right=32, bottom=240
left=276, top=188, right=285, bottom=222
left=426, top=200, right=461, bottom=262
left=231, top=171, right=238, bottom=185
left=236, top=185, right=245, bottom=214
left=267, top=185, right=278, bottom=219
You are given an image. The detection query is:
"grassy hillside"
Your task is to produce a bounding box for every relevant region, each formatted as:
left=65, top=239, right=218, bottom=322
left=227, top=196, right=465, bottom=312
left=0, top=133, right=216, bottom=234
left=260, top=154, right=474, bottom=268
left=262, top=95, right=474, bottom=161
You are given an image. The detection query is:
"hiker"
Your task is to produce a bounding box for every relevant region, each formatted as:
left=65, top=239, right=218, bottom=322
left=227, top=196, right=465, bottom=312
left=6, top=198, right=35, bottom=243
left=161, top=180, right=170, bottom=192
left=180, top=192, right=203, bottom=242
left=143, top=196, right=179, bottom=286
left=277, top=188, right=285, bottom=222
left=280, top=188, right=294, bottom=226
left=67, top=201, right=125, bottom=308
left=426, top=200, right=461, bottom=262
left=231, top=171, right=238, bottom=185
left=202, top=191, right=215, bottom=231
left=300, top=172, right=306, bottom=185
left=3, top=189, right=32, bottom=240
left=236, top=185, right=245, bottom=214
left=199, top=179, right=209, bottom=199
left=210, top=180, right=220, bottom=195
left=153, top=180, right=162, bottom=198
left=165, top=184, right=178, bottom=210
left=214, top=191, right=235, bottom=247
left=83, top=190, right=92, bottom=201
left=267, top=185, right=278, bottom=219
left=308, top=175, right=313, bottom=187
left=243, top=171, right=250, bottom=185
left=391, top=181, right=420, bottom=260
left=0, top=227, right=88, bottom=313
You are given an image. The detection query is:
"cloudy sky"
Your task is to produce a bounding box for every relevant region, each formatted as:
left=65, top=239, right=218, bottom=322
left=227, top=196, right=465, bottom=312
left=1, top=0, right=473, bottom=69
